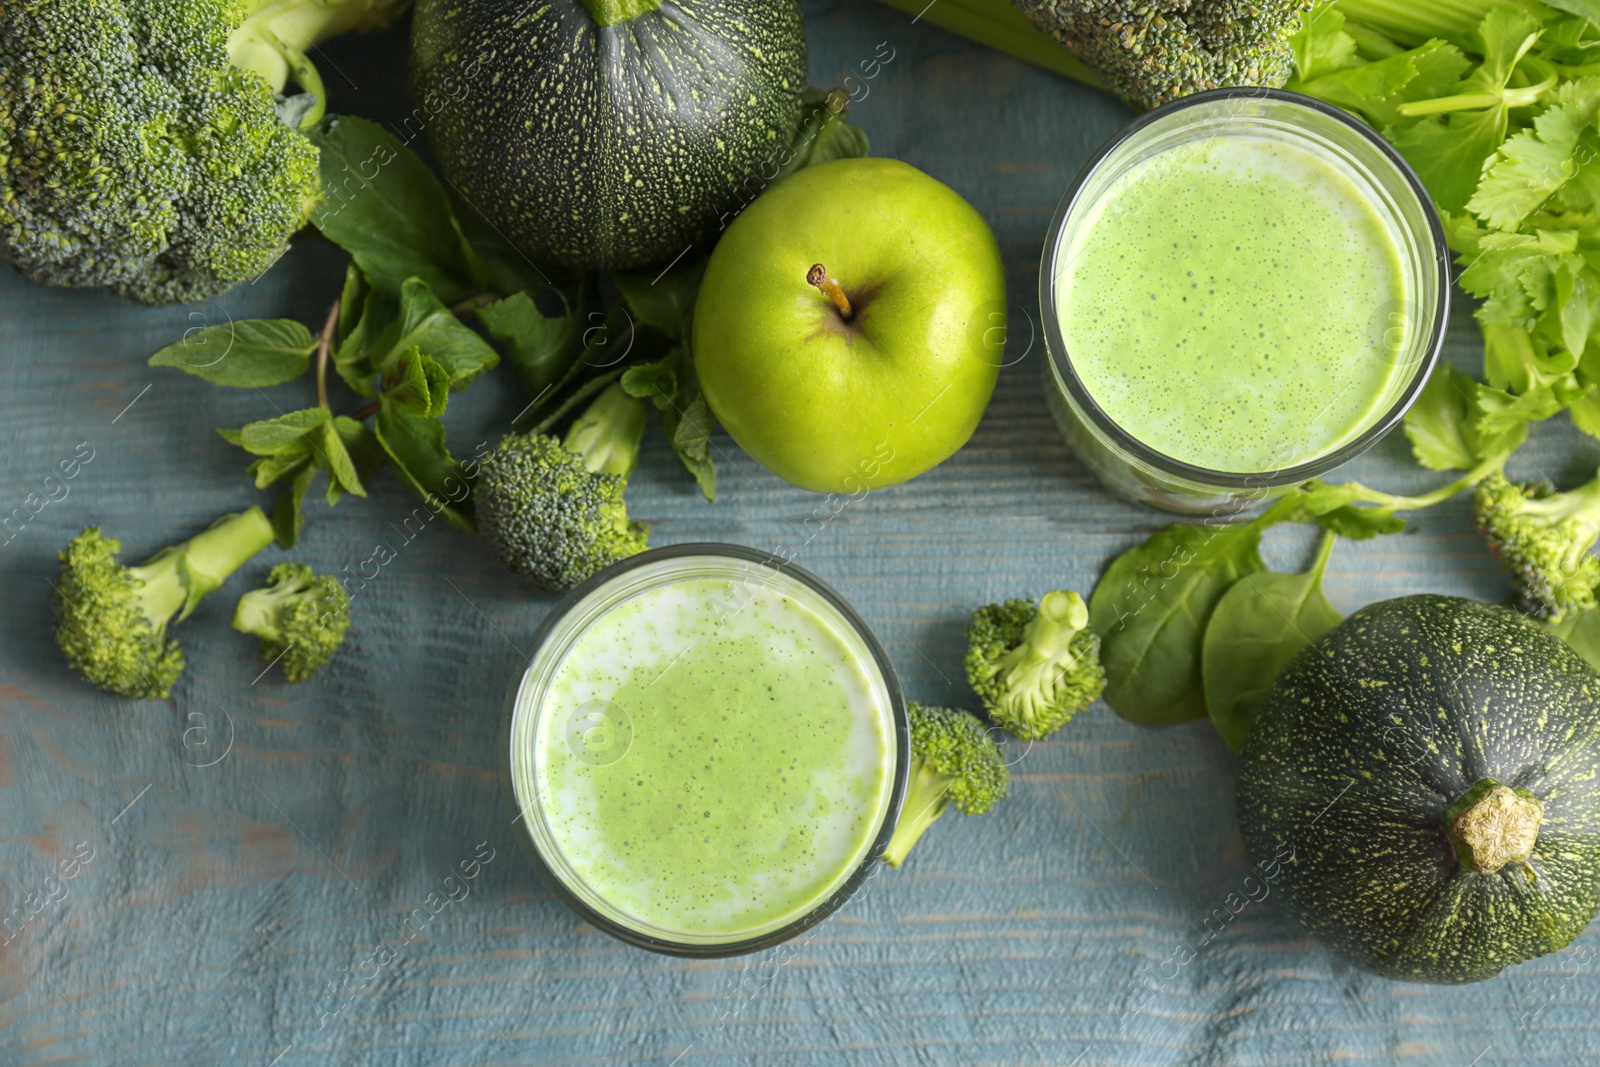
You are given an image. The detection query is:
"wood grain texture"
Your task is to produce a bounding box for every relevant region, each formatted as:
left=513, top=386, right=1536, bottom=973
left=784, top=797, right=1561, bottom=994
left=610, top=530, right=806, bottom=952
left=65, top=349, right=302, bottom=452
left=3, top=2, right=1599, bottom=1064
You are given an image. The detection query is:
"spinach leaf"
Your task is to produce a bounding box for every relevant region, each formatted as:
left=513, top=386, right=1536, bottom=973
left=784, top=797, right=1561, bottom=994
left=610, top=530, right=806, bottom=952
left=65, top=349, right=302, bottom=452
left=1203, top=532, right=1343, bottom=752
left=1088, top=520, right=1268, bottom=725
left=150, top=319, right=316, bottom=387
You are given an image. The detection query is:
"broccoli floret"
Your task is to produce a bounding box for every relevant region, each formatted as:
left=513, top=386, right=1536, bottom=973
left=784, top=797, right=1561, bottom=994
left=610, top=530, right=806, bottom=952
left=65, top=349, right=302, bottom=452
left=965, top=590, right=1105, bottom=740
left=1474, top=470, right=1600, bottom=622
left=53, top=507, right=276, bottom=699
left=881, top=702, right=1011, bottom=868
left=233, top=562, right=352, bottom=681
left=476, top=383, right=651, bottom=594
left=1011, top=0, right=1314, bottom=111
left=0, top=0, right=405, bottom=304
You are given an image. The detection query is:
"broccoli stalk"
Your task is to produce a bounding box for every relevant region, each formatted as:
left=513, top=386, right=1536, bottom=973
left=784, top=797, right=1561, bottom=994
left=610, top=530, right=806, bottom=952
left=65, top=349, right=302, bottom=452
left=0, top=0, right=408, bottom=305
left=882, top=703, right=1010, bottom=868
left=1474, top=470, right=1600, bottom=622
left=54, top=507, right=276, bottom=699
left=476, top=382, right=651, bottom=593
left=228, top=0, right=411, bottom=130
left=233, top=562, right=352, bottom=682
left=965, top=590, right=1105, bottom=741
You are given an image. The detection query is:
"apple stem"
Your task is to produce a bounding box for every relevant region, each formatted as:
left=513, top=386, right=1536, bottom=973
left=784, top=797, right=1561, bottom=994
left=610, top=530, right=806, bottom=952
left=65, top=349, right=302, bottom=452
left=807, top=263, right=854, bottom=320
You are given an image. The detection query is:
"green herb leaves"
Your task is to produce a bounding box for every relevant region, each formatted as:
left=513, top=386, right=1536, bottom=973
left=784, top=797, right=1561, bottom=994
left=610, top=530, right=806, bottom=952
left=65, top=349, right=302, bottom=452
left=1290, top=6, right=1600, bottom=448
left=150, top=320, right=317, bottom=387
left=145, top=86, right=862, bottom=561
left=308, top=116, right=486, bottom=303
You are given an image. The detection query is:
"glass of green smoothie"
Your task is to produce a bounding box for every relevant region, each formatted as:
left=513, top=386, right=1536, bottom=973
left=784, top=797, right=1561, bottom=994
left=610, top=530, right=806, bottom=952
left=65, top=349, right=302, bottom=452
left=1042, top=88, right=1449, bottom=514
left=504, top=544, right=908, bottom=956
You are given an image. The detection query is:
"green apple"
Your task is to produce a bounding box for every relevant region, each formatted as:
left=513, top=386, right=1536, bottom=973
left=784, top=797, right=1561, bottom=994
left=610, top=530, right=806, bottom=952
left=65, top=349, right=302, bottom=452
left=693, top=156, right=1006, bottom=494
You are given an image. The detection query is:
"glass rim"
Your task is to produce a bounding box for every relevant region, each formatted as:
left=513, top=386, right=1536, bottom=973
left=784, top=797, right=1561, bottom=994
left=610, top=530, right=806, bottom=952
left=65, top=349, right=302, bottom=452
left=1039, top=86, right=1451, bottom=491
left=500, top=542, right=910, bottom=958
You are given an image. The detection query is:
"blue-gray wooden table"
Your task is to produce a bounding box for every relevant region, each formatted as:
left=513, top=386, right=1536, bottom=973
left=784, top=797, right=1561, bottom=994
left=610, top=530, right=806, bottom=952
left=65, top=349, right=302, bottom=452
left=5, top=2, right=1599, bottom=1063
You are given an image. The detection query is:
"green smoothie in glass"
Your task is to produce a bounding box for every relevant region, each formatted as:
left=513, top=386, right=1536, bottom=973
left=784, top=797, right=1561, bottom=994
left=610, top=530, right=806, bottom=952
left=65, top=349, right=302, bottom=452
left=1057, top=135, right=1408, bottom=473
left=1042, top=90, right=1447, bottom=513
left=508, top=549, right=901, bottom=953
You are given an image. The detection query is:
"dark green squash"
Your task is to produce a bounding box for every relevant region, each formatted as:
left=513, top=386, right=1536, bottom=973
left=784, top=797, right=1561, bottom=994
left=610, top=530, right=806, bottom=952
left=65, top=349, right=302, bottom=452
left=1238, top=594, right=1600, bottom=984
left=409, top=0, right=806, bottom=271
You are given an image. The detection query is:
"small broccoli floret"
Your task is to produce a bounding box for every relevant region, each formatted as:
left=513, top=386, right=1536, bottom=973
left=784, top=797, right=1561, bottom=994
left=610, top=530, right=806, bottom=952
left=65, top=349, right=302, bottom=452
left=232, top=562, right=352, bottom=681
left=53, top=507, right=276, bottom=699
left=965, top=590, right=1105, bottom=740
left=1011, top=0, right=1314, bottom=111
left=0, top=0, right=405, bottom=304
left=881, top=702, right=1010, bottom=868
left=1474, top=470, right=1600, bottom=622
left=476, top=383, right=651, bottom=593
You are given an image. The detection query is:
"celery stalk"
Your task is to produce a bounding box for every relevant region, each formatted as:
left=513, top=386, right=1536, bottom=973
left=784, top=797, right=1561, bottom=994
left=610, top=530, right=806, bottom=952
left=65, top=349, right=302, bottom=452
left=873, top=0, right=1106, bottom=91
left=1331, top=0, right=1553, bottom=47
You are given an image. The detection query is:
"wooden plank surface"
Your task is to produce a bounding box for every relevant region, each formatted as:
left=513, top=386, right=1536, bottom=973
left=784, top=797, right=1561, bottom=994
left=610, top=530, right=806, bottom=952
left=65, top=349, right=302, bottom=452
left=4, top=2, right=1600, bottom=1064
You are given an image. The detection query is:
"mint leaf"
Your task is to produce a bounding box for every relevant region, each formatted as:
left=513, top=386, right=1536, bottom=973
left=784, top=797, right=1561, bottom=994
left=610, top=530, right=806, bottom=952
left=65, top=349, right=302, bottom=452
left=476, top=290, right=580, bottom=397
left=338, top=264, right=365, bottom=345
left=374, top=406, right=473, bottom=530
left=621, top=346, right=718, bottom=501
left=308, top=116, right=485, bottom=303
left=245, top=452, right=313, bottom=491
left=374, top=278, right=499, bottom=387
left=615, top=257, right=706, bottom=339
left=383, top=348, right=451, bottom=418
left=272, top=462, right=317, bottom=549
left=334, top=285, right=397, bottom=398
left=780, top=89, right=870, bottom=179
left=672, top=393, right=717, bottom=500
left=319, top=419, right=367, bottom=503
left=150, top=320, right=315, bottom=387
left=223, top=408, right=331, bottom=457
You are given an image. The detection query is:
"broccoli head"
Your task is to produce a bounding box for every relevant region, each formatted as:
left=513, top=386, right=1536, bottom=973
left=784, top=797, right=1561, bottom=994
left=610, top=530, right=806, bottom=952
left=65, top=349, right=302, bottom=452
left=1474, top=470, right=1600, bottom=622
left=53, top=506, right=276, bottom=699
left=0, top=0, right=405, bottom=304
left=966, top=590, right=1105, bottom=740
left=882, top=702, right=1011, bottom=868
left=233, top=562, right=352, bottom=681
left=476, top=382, right=651, bottom=594
left=1011, top=0, right=1314, bottom=111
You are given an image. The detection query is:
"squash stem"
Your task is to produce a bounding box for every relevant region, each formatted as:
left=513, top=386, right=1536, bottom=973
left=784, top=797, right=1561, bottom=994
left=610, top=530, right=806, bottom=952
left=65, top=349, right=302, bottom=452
left=808, top=263, right=854, bottom=320
left=1444, top=778, right=1545, bottom=876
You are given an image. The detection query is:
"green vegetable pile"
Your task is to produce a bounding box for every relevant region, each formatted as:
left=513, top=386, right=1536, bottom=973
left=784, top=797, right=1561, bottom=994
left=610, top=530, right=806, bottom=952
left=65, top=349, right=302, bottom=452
left=56, top=91, right=871, bottom=699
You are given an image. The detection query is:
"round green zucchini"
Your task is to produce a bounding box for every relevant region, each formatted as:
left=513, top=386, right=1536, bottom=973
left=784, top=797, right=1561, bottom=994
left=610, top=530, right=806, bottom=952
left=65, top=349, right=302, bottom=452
left=409, top=0, right=806, bottom=270
left=1238, top=594, right=1600, bottom=984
